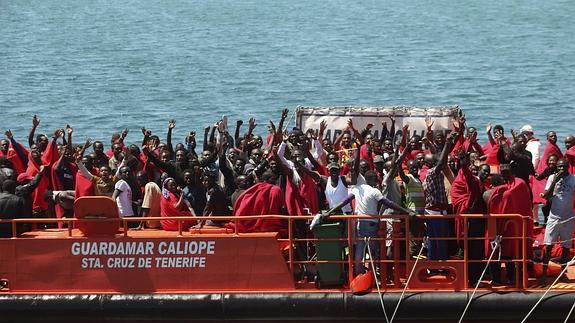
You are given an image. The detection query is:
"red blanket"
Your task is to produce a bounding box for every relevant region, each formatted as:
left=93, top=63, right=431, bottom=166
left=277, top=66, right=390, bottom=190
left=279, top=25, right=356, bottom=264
left=566, top=147, right=575, bottom=175
left=25, top=155, right=49, bottom=212
left=487, top=177, right=532, bottom=258
left=231, top=182, right=286, bottom=236
left=484, top=137, right=511, bottom=166
left=160, top=192, right=195, bottom=231
left=285, top=173, right=319, bottom=216
left=75, top=171, right=95, bottom=199
left=532, top=141, right=563, bottom=203
left=451, top=165, right=485, bottom=243
left=359, top=144, right=374, bottom=170
left=41, top=139, right=77, bottom=219
left=0, top=140, right=28, bottom=175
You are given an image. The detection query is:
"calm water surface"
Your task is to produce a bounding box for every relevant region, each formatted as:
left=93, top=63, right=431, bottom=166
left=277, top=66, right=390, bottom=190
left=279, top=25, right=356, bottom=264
left=1, top=0, right=574, bottom=145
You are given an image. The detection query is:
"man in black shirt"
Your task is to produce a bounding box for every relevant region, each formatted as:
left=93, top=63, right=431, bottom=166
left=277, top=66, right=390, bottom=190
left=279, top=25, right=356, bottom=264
left=0, top=180, right=24, bottom=237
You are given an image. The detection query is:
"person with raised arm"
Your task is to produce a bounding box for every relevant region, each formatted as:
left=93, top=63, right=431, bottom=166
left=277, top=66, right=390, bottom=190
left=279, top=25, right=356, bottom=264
left=105, top=128, right=128, bottom=158
left=333, top=119, right=362, bottom=167
left=159, top=177, right=196, bottom=231
left=1, top=130, right=29, bottom=175
left=28, top=115, right=49, bottom=153
left=311, top=146, right=415, bottom=276
left=75, top=140, right=120, bottom=197
left=422, top=131, right=458, bottom=264
left=499, top=132, right=535, bottom=186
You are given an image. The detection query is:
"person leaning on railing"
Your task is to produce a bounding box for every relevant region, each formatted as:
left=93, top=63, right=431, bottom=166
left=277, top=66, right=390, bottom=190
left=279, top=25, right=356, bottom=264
left=311, top=167, right=417, bottom=277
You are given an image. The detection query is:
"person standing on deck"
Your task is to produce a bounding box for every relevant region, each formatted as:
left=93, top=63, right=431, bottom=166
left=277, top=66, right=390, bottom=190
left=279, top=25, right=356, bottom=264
left=422, top=132, right=457, bottom=264
left=539, top=159, right=575, bottom=284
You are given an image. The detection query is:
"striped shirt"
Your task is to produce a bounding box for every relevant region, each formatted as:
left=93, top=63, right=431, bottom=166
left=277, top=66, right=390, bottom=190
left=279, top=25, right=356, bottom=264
left=404, top=173, right=425, bottom=213
left=423, top=167, right=449, bottom=210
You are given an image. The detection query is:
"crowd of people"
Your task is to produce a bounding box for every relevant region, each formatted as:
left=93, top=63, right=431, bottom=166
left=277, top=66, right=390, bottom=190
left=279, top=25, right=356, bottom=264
left=1, top=110, right=575, bottom=286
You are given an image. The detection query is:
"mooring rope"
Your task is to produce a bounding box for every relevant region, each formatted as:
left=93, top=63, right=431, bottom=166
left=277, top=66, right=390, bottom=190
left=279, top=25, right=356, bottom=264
left=521, top=255, right=575, bottom=323
left=563, top=296, right=575, bottom=323
left=366, top=237, right=390, bottom=323
left=389, top=236, right=428, bottom=323
left=457, top=235, right=502, bottom=323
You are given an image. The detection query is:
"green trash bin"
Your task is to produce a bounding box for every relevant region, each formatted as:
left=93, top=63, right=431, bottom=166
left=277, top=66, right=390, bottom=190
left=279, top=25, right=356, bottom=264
left=312, top=222, right=344, bottom=288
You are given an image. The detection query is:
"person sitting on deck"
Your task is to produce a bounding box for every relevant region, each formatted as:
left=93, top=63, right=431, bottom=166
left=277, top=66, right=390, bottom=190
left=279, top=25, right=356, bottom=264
left=160, top=177, right=195, bottom=231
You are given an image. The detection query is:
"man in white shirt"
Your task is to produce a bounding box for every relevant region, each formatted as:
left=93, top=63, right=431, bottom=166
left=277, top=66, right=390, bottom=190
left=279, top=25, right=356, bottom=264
left=539, top=159, right=575, bottom=284
left=112, top=166, right=135, bottom=223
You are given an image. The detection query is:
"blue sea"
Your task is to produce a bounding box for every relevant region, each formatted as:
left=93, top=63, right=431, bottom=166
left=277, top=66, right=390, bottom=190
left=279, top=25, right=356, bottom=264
left=1, top=0, right=573, bottom=147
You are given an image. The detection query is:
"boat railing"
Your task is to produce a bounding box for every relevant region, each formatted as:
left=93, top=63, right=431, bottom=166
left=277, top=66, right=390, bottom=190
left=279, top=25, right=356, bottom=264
left=0, top=213, right=530, bottom=291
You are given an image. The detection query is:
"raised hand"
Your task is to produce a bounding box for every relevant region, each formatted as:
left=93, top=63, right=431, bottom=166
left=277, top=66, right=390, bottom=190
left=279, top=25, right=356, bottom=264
left=121, top=128, right=129, bottom=139
left=319, top=120, right=327, bottom=137
left=469, top=130, right=478, bottom=143
left=447, top=132, right=459, bottom=144
left=402, top=123, right=409, bottom=133
left=236, top=119, right=243, bottom=126
left=281, top=108, right=289, bottom=120
left=486, top=123, right=492, bottom=134
left=248, top=118, right=257, bottom=133
left=452, top=119, right=460, bottom=131
left=510, top=129, right=517, bottom=140
left=168, top=119, right=176, bottom=129
left=217, top=120, right=226, bottom=133
left=4, top=130, right=13, bottom=140
left=32, top=115, right=40, bottom=128
left=141, top=127, right=151, bottom=137
left=66, top=125, right=73, bottom=135
left=425, top=116, right=434, bottom=130
left=54, top=128, right=64, bottom=138
left=83, top=138, right=93, bottom=149
left=347, top=119, right=355, bottom=131
left=268, top=120, right=276, bottom=134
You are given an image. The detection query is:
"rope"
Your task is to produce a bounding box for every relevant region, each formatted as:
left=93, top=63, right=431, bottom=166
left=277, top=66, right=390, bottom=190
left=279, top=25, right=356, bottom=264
left=563, top=297, right=575, bottom=323
left=521, top=255, right=575, bottom=323
left=389, top=236, right=428, bottom=323
left=458, top=235, right=502, bottom=323
left=366, top=237, right=390, bottom=323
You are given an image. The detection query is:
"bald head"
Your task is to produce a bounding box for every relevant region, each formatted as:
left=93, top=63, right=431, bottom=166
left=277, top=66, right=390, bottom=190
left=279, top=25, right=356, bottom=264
left=424, top=153, right=438, bottom=167
left=566, top=136, right=575, bottom=150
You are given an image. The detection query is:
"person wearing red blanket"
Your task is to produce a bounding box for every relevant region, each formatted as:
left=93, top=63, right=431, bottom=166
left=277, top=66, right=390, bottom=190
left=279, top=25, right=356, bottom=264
left=1, top=130, right=29, bottom=176
left=483, top=124, right=511, bottom=167
left=565, top=135, right=575, bottom=175
left=486, top=164, right=532, bottom=285
left=231, top=170, right=286, bottom=236
left=451, top=150, right=486, bottom=283
left=276, top=141, right=320, bottom=216
left=160, top=177, right=195, bottom=231
left=41, top=129, right=78, bottom=221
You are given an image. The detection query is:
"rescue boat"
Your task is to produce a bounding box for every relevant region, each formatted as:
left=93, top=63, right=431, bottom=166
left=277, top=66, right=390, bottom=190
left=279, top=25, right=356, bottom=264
left=0, top=196, right=573, bottom=322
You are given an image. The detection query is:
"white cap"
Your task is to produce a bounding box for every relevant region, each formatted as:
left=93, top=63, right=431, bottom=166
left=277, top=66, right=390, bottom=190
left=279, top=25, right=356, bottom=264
left=520, top=125, right=533, bottom=133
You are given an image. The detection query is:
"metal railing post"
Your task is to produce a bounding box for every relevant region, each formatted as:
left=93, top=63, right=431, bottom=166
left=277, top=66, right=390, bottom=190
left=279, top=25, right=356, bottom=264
left=463, top=216, right=469, bottom=289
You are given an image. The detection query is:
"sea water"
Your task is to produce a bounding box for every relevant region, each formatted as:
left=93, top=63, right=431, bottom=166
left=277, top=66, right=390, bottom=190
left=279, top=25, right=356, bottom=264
left=1, top=0, right=573, bottom=146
